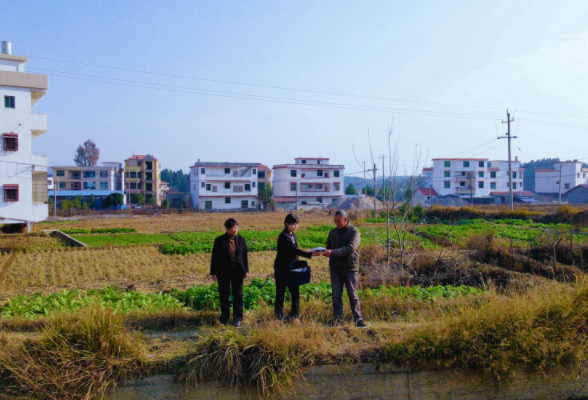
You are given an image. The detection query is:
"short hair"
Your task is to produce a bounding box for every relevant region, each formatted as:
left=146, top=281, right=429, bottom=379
left=284, top=214, right=299, bottom=227
left=224, top=218, right=239, bottom=229
left=334, top=210, right=348, bottom=219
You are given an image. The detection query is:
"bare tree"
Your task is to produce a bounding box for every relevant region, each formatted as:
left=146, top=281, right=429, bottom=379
left=74, top=139, right=100, bottom=166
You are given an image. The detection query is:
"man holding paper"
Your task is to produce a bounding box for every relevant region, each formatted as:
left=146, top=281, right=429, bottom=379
left=321, top=210, right=366, bottom=327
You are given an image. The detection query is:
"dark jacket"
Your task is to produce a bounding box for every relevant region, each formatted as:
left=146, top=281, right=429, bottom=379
left=326, top=223, right=361, bottom=272
left=274, top=229, right=312, bottom=276
left=210, top=233, right=249, bottom=277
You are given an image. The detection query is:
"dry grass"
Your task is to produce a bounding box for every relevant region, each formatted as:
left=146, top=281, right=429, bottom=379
left=0, top=247, right=330, bottom=301
left=34, top=211, right=335, bottom=234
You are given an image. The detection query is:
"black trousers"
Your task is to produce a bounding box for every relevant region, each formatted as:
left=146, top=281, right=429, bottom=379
left=217, top=269, right=244, bottom=320
left=275, top=272, right=300, bottom=319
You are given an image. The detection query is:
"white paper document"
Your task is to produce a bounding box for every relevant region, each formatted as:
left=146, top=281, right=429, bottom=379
left=308, top=247, right=327, bottom=252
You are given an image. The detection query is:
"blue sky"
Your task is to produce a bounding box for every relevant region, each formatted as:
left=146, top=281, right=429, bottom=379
left=6, top=0, right=588, bottom=176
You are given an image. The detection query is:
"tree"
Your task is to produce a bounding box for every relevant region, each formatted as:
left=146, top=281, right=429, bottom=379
left=87, top=194, right=96, bottom=209
left=161, top=199, right=170, bottom=209
left=74, top=139, right=100, bottom=166
left=102, top=193, right=124, bottom=209
left=161, top=169, right=190, bottom=192
left=60, top=200, right=73, bottom=211
left=345, top=184, right=357, bottom=195
left=147, top=197, right=157, bottom=206
left=131, top=193, right=146, bottom=205
left=364, top=185, right=375, bottom=197
left=259, top=183, right=274, bottom=206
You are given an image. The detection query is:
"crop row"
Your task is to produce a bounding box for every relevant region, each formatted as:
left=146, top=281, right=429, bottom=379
left=1, top=279, right=483, bottom=318
left=61, top=227, right=137, bottom=234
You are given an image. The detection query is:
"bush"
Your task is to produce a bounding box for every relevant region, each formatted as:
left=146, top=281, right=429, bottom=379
left=161, top=199, right=170, bottom=209
left=102, top=193, right=124, bottom=209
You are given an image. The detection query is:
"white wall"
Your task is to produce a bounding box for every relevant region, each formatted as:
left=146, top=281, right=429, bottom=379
left=190, top=164, right=259, bottom=210
left=273, top=162, right=344, bottom=205
left=536, top=162, right=588, bottom=194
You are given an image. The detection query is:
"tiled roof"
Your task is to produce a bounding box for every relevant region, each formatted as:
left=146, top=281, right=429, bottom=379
left=566, top=184, right=588, bottom=193
left=126, top=154, right=157, bottom=161
left=535, top=169, right=555, bottom=172
left=417, top=188, right=438, bottom=196
left=490, top=191, right=536, bottom=196
left=258, top=163, right=272, bottom=171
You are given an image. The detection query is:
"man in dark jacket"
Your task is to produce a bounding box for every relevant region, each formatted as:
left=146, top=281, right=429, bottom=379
left=323, top=210, right=366, bottom=327
left=210, top=218, right=249, bottom=326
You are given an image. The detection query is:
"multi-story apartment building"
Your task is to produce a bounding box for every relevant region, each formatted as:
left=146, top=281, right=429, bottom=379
left=257, top=164, right=273, bottom=210
left=0, top=41, right=49, bottom=230
left=422, top=158, right=527, bottom=204
left=535, top=161, right=588, bottom=200
left=124, top=154, right=162, bottom=205
left=189, top=161, right=259, bottom=210
left=49, top=163, right=125, bottom=207
left=272, top=158, right=345, bottom=209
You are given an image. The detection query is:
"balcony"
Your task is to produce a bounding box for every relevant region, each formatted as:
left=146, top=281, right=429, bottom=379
left=30, top=114, right=48, bottom=138
left=455, top=187, right=474, bottom=194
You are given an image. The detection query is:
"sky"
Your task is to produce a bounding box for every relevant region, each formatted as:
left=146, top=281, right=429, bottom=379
left=5, top=0, right=588, bottom=178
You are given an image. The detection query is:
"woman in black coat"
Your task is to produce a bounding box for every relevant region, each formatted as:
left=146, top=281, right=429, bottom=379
left=274, top=214, right=314, bottom=321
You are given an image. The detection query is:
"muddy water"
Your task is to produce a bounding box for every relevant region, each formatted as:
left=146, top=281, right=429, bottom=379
left=109, top=364, right=588, bottom=400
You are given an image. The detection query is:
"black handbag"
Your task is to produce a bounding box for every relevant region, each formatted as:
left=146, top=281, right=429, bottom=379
left=288, top=260, right=311, bottom=286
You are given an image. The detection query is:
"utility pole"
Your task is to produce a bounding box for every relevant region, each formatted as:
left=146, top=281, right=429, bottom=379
left=355, top=177, right=360, bottom=200
left=54, top=179, right=57, bottom=217
left=469, top=173, right=473, bottom=205
left=558, top=166, right=562, bottom=205
left=295, top=181, right=298, bottom=211
left=368, top=163, right=378, bottom=218
left=498, top=110, right=517, bottom=210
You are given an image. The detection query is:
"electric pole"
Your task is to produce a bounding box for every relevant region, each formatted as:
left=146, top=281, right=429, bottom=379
left=355, top=177, right=360, bottom=200
left=368, top=163, right=378, bottom=218
left=469, top=173, right=473, bottom=205
left=558, top=166, right=562, bottom=205
left=498, top=110, right=517, bottom=210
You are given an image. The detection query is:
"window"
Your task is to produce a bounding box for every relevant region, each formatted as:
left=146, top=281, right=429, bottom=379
left=317, top=170, right=323, bottom=177
left=513, top=183, right=517, bottom=189
left=301, top=201, right=307, bottom=205
left=460, top=182, right=466, bottom=187
left=56, top=170, right=65, bottom=177
left=206, top=184, right=211, bottom=191
left=100, top=171, right=108, bottom=178
left=225, top=168, right=230, bottom=174
left=290, top=170, right=297, bottom=177
left=201, top=182, right=205, bottom=188
left=4, top=96, right=15, bottom=109
left=3, top=134, right=18, bottom=151
left=478, top=171, right=484, bottom=178
left=59, top=182, right=66, bottom=189
left=491, top=182, right=496, bottom=190
left=225, top=182, right=231, bottom=189
left=290, top=183, right=297, bottom=191
left=301, top=160, right=306, bottom=164
left=444, top=161, right=450, bottom=167
left=145, top=172, right=153, bottom=181
left=487, top=162, right=492, bottom=168
left=317, top=160, right=322, bottom=165
left=145, top=161, right=152, bottom=170
left=252, top=168, right=257, bottom=175
left=138, top=183, right=142, bottom=189
left=130, top=172, right=137, bottom=179
left=251, top=201, right=256, bottom=207
left=444, top=171, right=450, bottom=177
left=241, top=200, right=248, bottom=208
left=556, top=181, right=560, bottom=185
left=258, top=171, right=266, bottom=179
left=463, top=161, right=470, bottom=167
left=72, top=182, right=81, bottom=190
left=513, top=172, right=517, bottom=179
left=334, top=171, right=340, bottom=177
left=316, top=197, right=323, bottom=202
left=130, top=182, right=137, bottom=189
left=4, top=185, right=18, bottom=201
left=83, top=171, right=95, bottom=178
left=245, top=184, right=251, bottom=191
left=205, top=201, right=212, bottom=210
left=444, top=182, right=450, bottom=189
left=146, top=183, right=153, bottom=191
left=478, top=182, right=484, bottom=189
left=233, top=186, right=244, bottom=192
left=201, top=168, right=206, bottom=174
left=212, top=186, right=218, bottom=192
left=100, top=182, right=108, bottom=189
left=259, top=182, right=266, bottom=191
left=565, top=183, right=571, bottom=190
left=479, top=161, right=484, bottom=167
left=83, top=182, right=96, bottom=190
left=584, top=173, right=586, bottom=179
left=490, top=171, right=496, bottom=178
left=334, top=183, right=340, bottom=191
left=252, top=182, right=256, bottom=188
left=225, top=197, right=231, bottom=204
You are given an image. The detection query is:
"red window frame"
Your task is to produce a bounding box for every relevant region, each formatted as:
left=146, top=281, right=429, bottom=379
left=4, top=184, right=19, bottom=202
left=3, top=133, right=18, bottom=152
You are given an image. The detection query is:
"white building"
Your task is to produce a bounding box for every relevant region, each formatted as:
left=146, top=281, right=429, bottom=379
left=535, top=161, right=588, bottom=197
left=0, top=42, right=49, bottom=229
left=48, top=163, right=125, bottom=208
left=422, top=158, right=527, bottom=204
left=272, top=157, right=345, bottom=209
left=190, top=161, right=259, bottom=210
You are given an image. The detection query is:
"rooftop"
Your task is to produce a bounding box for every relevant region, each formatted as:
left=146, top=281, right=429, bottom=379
left=432, top=158, right=489, bottom=161
left=126, top=154, right=158, bottom=161
left=191, top=162, right=260, bottom=168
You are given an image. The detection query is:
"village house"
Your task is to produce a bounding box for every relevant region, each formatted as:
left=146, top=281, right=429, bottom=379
left=535, top=161, right=588, bottom=203
left=189, top=160, right=259, bottom=211
left=124, top=154, right=163, bottom=205
left=272, top=157, right=345, bottom=210
left=0, top=41, right=49, bottom=230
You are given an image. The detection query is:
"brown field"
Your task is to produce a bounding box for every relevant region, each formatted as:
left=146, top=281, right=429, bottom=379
left=34, top=211, right=335, bottom=234
left=0, top=246, right=331, bottom=301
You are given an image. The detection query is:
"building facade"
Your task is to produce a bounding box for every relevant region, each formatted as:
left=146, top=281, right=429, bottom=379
left=124, top=154, right=162, bottom=205
left=48, top=163, right=125, bottom=208
left=190, top=161, right=259, bottom=210
left=422, top=158, right=525, bottom=203
left=257, top=164, right=273, bottom=210
left=272, top=158, right=345, bottom=209
left=0, top=42, right=49, bottom=229
left=535, top=161, right=588, bottom=197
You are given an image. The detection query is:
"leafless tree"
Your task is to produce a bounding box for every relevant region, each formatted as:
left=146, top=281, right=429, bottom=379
left=74, top=139, right=100, bottom=166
